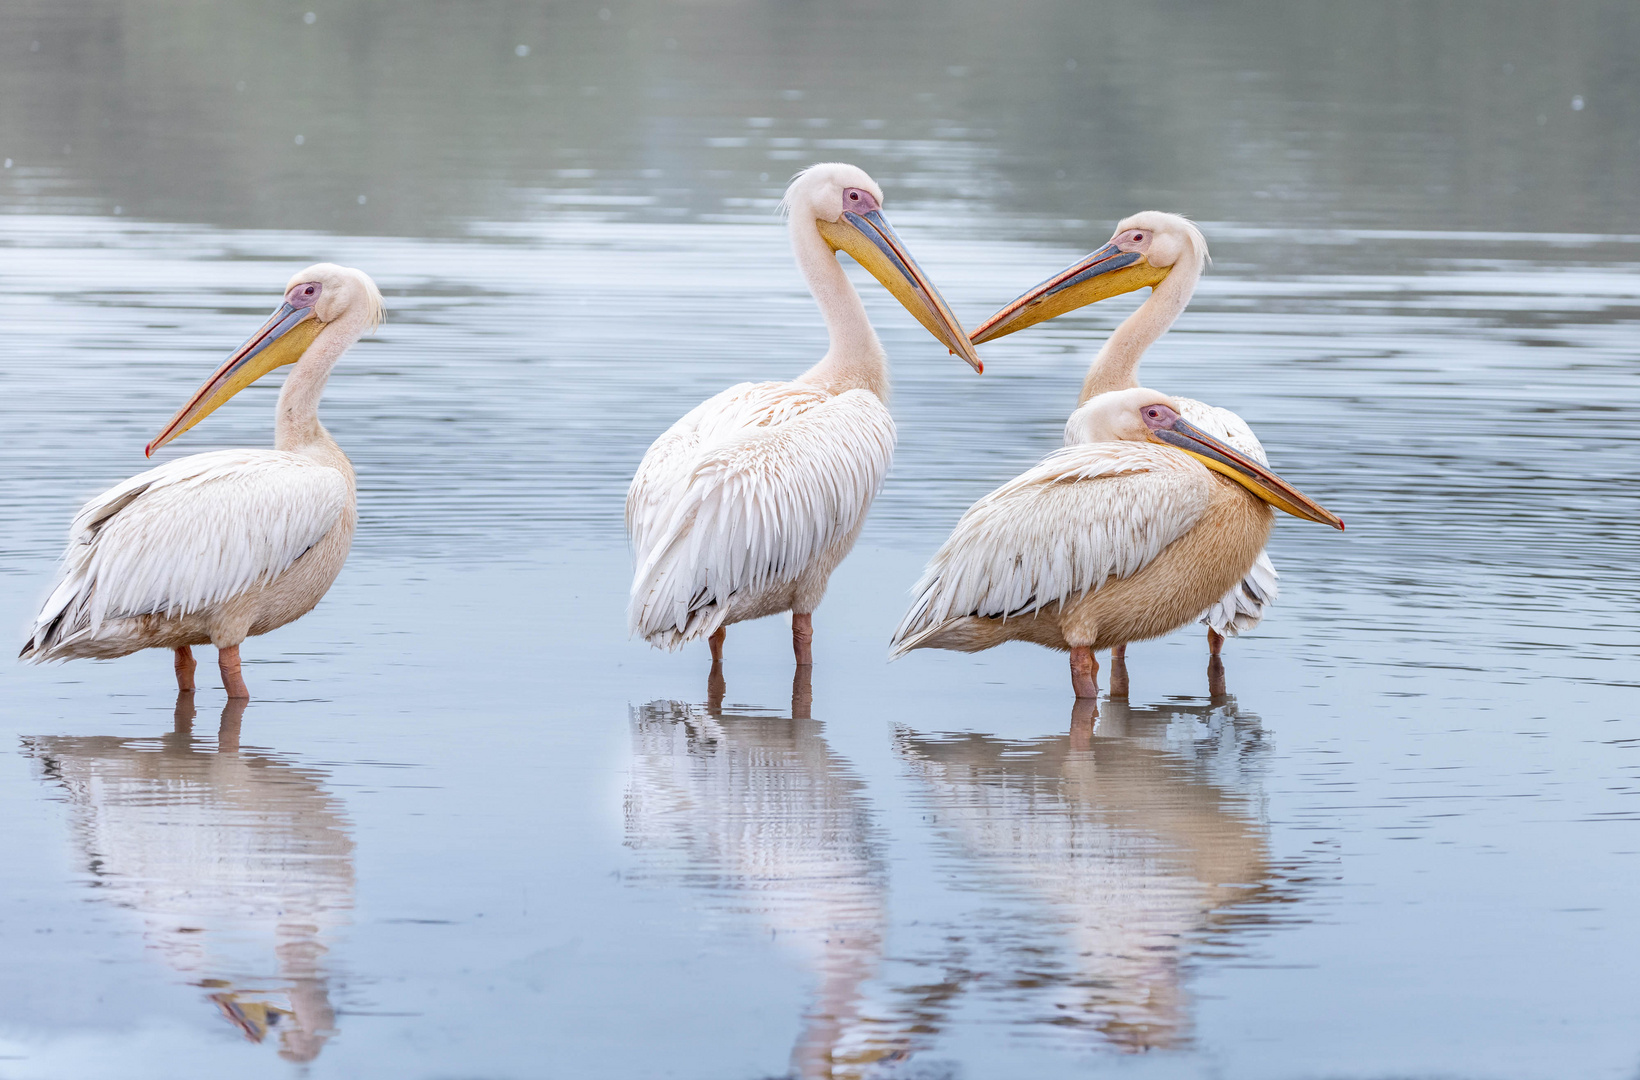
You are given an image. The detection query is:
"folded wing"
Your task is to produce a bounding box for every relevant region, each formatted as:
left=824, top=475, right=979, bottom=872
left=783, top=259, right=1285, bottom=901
left=891, top=443, right=1209, bottom=656
left=24, top=450, right=350, bottom=659
left=628, top=382, right=895, bottom=648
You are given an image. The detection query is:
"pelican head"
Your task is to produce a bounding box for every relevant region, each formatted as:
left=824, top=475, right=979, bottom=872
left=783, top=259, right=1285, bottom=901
left=1068, top=388, right=1343, bottom=530
left=971, top=212, right=1207, bottom=344
left=783, top=163, right=983, bottom=372
left=147, top=264, right=383, bottom=455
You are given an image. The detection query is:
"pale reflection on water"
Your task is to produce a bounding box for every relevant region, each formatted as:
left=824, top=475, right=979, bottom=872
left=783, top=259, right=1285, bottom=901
left=896, top=696, right=1297, bottom=1053
left=23, top=697, right=352, bottom=1063
left=2, top=1, right=1639, bottom=1076
left=625, top=679, right=1311, bottom=1073
left=627, top=671, right=907, bottom=1079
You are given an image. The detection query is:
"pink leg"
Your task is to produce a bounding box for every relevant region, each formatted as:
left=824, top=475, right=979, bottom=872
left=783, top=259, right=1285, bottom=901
left=1069, top=645, right=1099, bottom=699
left=792, top=613, right=814, bottom=667
left=218, top=644, right=249, bottom=700
left=174, top=646, right=197, bottom=693
left=708, top=627, right=726, bottom=662
left=1109, top=643, right=1129, bottom=699
left=1208, top=628, right=1225, bottom=656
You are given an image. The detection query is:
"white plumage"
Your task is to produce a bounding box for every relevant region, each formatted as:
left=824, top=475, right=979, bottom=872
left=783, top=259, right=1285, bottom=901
left=628, top=381, right=894, bottom=648
left=892, top=439, right=1211, bottom=657
left=970, top=212, right=1282, bottom=644
left=889, top=386, right=1342, bottom=698
left=21, top=262, right=382, bottom=698
left=27, top=451, right=349, bottom=657
left=626, top=162, right=980, bottom=663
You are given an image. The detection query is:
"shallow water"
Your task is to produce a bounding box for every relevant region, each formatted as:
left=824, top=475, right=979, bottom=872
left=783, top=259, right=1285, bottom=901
left=2, top=4, right=1638, bottom=1078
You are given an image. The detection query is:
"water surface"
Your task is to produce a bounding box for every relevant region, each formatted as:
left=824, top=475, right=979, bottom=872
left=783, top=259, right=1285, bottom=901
left=1, top=4, right=1638, bottom=1078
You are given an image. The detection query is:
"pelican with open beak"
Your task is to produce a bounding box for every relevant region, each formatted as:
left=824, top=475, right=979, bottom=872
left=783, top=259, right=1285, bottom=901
left=628, top=162, right=982, bottom=666
left=891, top=387, right=1342, bottom=700
left=23, top=264, right=383, bottom=700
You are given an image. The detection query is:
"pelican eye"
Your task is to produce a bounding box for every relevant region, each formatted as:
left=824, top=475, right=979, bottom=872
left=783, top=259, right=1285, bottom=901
left=286, top=281, right=323, bottom=308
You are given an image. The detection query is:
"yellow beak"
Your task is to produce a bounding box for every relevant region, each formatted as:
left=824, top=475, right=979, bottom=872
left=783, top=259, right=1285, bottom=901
left=146, top=302, right=322, bottom=456
left=1149, top=416, right=1344, bottom=530
left=969, top=241, right=1169, bottom=345
left=816, top=208, right=984, bottom=373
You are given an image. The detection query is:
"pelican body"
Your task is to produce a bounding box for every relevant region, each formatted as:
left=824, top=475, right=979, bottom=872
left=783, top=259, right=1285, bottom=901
left=970, top=213, right=1281, bottom=668
left=628, top=163, right=982, bottom=665
left=22, top=265, right=383, bottom=699
left=890, top=388, right=1342, bottom=699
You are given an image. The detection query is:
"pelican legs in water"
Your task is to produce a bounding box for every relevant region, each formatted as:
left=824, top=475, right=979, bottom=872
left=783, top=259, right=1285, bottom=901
left=172, top=644, right=248, bottom=698
left=1098, top=640, right=1222, bottom=701
left=706, top=661, right=813, bottom=720
left=704, top=614, right=815, bottom=668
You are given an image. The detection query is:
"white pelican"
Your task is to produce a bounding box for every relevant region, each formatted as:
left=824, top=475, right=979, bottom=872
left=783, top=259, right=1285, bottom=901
left=628, top=163, right=982, bottom=665
left=889, top=387, right=1342, bottom=698
left=21, top=264, right=383, bottom=699
left=969, top=213, right=1280, bottom=681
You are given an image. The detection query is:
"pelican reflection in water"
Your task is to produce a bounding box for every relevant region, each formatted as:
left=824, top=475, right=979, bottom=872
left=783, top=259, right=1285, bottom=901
left=23, top=695, right=354, bottom=1062
left=896, top=695, right=1304, bottom=1053
left=625, top=670, right=907, bottom=1079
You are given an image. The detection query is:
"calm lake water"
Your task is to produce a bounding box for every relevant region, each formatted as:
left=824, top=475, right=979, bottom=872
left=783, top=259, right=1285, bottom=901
left=2, top=3, right=1637, bottom=1078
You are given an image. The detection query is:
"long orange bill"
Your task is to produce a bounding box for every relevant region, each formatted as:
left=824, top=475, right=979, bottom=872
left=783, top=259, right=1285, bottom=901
left=970, top=241, right=1170, bottom=345
left=817, top=208, right=983, bottom=373
left=1151, top=416, right=1344, bottom=530
left=146, top=299, right=322, bottom=456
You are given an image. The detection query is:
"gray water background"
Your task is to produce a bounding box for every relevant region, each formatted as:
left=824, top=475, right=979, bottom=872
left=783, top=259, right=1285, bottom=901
left=1, top=2, right=1637, bottom=1077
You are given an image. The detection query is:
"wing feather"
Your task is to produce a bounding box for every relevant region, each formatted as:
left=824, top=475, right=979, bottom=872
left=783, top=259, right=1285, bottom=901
left=628, top=382, right=894, bottom=647
left=24, top=450, right=350, bottom=658
left=891, top=444, right=1209, bottom=656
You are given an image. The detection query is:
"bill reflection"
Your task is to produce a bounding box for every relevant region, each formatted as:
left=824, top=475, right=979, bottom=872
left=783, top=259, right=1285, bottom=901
left=625, top=669, right=905, bottom=1079
left=896, top=694, right=1304, bottom=1053
left=23, top=695, right=354, bottom=1062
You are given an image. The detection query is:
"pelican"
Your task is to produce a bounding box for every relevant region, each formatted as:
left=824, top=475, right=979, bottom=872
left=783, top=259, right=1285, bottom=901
left=889, top=387, right=1342, bottom=698
left=21, top=264, right=383, bottom=699
left=970, top=213, right=1280, bottom=679
left=628, top=163, right=982, bottom=665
